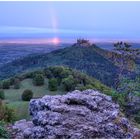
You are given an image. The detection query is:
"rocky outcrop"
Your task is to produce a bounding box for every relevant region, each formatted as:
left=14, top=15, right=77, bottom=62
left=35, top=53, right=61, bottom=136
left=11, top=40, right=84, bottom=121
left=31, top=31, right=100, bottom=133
left=12, top=90, right=140, bottom=139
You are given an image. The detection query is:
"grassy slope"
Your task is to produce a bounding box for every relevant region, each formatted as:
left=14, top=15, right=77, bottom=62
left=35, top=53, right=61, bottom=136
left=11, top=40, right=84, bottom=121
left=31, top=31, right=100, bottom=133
left=7, top=101, right=30, bottom=121
left=2, top=65, right=114, bottom=121
left=4, top=78, right=65, bottom=121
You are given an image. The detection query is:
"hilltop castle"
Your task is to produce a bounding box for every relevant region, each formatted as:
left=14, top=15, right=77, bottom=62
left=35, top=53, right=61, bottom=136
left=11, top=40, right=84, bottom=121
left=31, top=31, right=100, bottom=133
left=74, top=39, right=91, bottom=47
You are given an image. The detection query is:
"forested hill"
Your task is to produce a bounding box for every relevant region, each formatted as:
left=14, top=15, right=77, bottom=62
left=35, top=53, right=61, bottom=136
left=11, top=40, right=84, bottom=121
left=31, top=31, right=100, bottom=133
left=0, top=44, right=119, bottom=86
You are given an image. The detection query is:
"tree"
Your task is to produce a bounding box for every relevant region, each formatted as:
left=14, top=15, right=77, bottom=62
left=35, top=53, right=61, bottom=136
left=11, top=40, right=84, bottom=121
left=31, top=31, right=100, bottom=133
left=49, top=66, right=64, bottom=78
left=61, top=75, right=76, bottom=91
left=112, top=42, right=140, bottom=114
left=33, top=74, right=44, bottom=86
left=113, top=43, right=140, bottom=122
left=59, top=68, right=71, bottom=79
left=21, top=89, right=33, bottom=101
left=48, top=78, right=58, bottom=91
left=44, top=69, right=53, bottom=79
left=2, top=80, right=10, bottom=89
left=9, top=77, right=15, bottom=85
left=0, top=99, right=15, bottom=123
left=113, top=42, right=140, bottom=90
left=0, top=121, right=10, bottom=138
left=0, top=82, right=2, bottom=89
left=0, top=90, right=5, bottom=100
left=13, top=78, right=20, bottom=89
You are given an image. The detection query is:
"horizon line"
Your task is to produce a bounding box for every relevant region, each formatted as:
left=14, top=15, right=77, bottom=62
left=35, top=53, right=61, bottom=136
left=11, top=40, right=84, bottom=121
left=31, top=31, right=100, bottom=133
left=0, top=38, right=140, bottom=44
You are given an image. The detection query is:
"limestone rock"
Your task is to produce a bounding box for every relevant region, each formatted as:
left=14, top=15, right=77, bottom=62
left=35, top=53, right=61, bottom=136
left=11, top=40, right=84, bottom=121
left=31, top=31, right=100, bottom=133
left=12, top=89, right=140, bottom=139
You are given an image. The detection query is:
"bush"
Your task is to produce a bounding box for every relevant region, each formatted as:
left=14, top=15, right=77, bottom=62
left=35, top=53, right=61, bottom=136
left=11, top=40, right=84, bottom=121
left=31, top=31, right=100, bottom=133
left=49, top=66, right=64, bottom=78
left=105, top=91, right=126, bottom=107
left=48, top=78, right=58, bottom=91
left=0, top=100, right=15, bottom=123
left=9, top=77, right=15, bottom=85
left=75, top=84, right=85, bottom=91
left=44, top=69, right=53, bottom=79
left=21, top=89, right=33, bottom=101
left=22, top=72, right=34, bottom=79
left=13, top=79, right=20, bottom=89
left=0, top=121, right=10, bottom=138
left=84, top=84, right=94, bottom=90
left=33, top=74, right=44, bottom=86
left=61, top=75, right=76, bottom=91
left=2, top=81, right=10, bottom=89
left=14, top=83, right=20, bottom=89
left=134, top=115, right=140, bottom=124
left=0, top=90, right=5, bottom=100
left=59, top=68, right=71, bottom=79
left=0, top=82, right=3, bottom=89
left=134, top=111, right=140, bottom=124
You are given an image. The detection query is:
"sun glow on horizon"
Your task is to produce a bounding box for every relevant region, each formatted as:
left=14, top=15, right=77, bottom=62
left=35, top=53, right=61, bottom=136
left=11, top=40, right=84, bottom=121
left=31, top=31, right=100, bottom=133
left=51, top=37, right=60, bottom=45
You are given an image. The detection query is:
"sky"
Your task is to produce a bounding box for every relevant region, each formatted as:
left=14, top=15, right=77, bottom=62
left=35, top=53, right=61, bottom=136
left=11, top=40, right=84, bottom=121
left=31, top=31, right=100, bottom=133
left=0, top=1, right=140, bottom=42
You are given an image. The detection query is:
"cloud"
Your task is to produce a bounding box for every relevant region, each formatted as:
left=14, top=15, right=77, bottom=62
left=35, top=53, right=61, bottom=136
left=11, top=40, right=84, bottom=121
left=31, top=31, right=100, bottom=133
left=1, top=26, right=138, bottom=41
left=0, top=26, right=122, bottom=35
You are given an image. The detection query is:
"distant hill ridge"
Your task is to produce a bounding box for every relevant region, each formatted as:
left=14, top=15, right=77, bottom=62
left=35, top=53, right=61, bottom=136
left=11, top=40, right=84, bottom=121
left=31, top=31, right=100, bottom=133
left=0, top=41, right=119, bottom=87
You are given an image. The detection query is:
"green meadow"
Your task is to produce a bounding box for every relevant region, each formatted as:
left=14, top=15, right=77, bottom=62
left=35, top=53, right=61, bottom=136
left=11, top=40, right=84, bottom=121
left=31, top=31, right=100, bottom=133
left=4, top=78, right=65, bottom=121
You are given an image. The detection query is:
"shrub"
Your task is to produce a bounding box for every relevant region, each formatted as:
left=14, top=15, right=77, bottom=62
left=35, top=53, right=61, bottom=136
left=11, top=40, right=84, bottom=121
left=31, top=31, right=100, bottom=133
left=0, top=100, right=15, bottom=123
left=48, top=78, right=58, bottom=91
left=14, top=83, right=20, bottom=89
left=75, top=84, right=94, bottom=91
left=59, top=68, right=71, bottom=79
left=33, top=74, right=44, bottom=86
left=134, top=111, right=140, bottom=124
left=22, top=72, right=34, bottom=79
left=0, top=121, right=10, bottom=138
left=21, top=89, right=33, bottom=101
left=84, top=84, right=94, bottom=90
left=61, top=75, right=76, bottom=91
left=0, top=90, right=5, bottom=100
left=13, top=79, right=20, bottom=89
left=75, top=84, right=85, bottom=91
left=2, top=81, right=10, bottom=89
left=9, top=77, right=15, bottom=85
left=134, top=115, right=140, bottom=124
left=49, top=66, right=64, bottom=78
left=44, top=69, right=53, bottom=79
left=0, top=82, right=3, bottom=89
left=105, top=91, right=126, bottom=107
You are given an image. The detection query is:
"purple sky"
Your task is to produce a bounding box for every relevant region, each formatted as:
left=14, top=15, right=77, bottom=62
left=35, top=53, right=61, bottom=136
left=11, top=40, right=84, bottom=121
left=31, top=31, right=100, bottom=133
left=0, top=1, right=140, bottom=41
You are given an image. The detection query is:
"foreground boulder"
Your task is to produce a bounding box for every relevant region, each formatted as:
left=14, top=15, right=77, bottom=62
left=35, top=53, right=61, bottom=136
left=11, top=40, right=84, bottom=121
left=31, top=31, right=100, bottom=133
left=12, top=90, right=140, bottom=138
